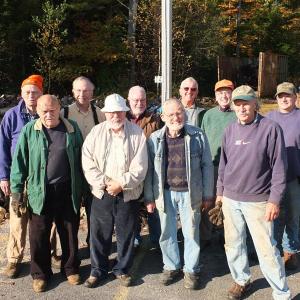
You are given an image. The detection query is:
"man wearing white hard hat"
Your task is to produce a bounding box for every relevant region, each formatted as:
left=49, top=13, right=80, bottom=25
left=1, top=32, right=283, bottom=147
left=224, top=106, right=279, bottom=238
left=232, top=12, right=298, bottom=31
left=82, top=94, right=148, bottom=288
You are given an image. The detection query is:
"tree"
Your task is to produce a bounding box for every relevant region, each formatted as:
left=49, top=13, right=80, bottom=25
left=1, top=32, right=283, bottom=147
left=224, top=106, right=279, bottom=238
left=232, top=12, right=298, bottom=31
left=31, top=0, right=68, bottom=92
left=135, top=0, right=224, bottom=95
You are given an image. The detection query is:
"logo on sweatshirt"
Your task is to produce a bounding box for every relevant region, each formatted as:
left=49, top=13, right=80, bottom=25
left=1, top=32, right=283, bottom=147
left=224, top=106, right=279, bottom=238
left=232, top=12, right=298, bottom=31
left=235, top=139, right=251, bottom=145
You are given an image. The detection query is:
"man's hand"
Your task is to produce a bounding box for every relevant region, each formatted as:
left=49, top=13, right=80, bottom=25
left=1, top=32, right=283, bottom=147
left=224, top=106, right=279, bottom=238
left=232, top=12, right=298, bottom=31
left=106, top=180, right=123, bottom=196
left=0, top=180, right=10, bottom=196
left=208, top=201, right=224, bottom=228
left=10, top=193, right=25, bottom=217
left=146, top=202, right=156, bottom=213
left=265, top=202, right=280, bottom=222
left=215, top=195, right=223, bottom=204
left=201, top=199, right=214, bottom=212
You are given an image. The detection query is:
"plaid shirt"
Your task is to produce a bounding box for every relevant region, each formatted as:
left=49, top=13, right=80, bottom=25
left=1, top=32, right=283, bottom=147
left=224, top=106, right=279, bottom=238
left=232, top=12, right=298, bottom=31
left=21, top=106, right=38, bottom=123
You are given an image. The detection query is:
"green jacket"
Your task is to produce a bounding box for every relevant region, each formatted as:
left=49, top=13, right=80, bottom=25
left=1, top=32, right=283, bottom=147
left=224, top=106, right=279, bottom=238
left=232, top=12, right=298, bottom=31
left=10, top=117, right=85, bottom=215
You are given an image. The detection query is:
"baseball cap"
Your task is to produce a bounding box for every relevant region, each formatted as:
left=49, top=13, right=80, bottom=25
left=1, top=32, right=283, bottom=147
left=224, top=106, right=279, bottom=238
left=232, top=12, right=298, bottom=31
left=232, top=85, right=257, bottom=102
left=215, top=79, right=234, bottom=91
left=275, top=82, right=297, bottom=97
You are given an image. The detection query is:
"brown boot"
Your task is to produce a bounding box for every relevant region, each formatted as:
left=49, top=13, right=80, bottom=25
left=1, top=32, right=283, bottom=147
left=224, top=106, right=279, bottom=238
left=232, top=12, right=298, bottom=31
left=284, top=252, right=298, bottom=270
left=67, top=274, right=81, bottom=285
left=3, top=262, right=20, bottom=278
left=32, top=279, right=47, bottom=293
left=227, top=282, right=251, bottom=300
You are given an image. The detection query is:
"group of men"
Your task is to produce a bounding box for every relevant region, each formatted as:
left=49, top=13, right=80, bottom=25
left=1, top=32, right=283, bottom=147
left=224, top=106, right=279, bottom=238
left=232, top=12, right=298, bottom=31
left=0, top=74, right=299, bottom=300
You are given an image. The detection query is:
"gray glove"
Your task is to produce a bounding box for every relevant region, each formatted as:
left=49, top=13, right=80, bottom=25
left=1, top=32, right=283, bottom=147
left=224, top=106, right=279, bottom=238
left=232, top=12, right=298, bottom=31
left=208, top=201, right=224, bottom=228
left=11, top=193, right=26, bottom=218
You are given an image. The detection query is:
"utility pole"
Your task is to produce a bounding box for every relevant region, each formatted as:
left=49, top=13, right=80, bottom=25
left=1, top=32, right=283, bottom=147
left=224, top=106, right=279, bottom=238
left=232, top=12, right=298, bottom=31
left=161, top=0, right=172, bottom=103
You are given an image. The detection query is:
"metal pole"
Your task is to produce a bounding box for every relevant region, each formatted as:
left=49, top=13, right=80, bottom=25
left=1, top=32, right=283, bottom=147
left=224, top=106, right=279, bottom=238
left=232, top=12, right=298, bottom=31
left=161, top=0, right=172, bottom=103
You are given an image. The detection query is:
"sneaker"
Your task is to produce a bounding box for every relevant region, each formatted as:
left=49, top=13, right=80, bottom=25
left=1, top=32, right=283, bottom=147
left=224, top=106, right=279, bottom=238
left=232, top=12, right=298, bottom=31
left=51, top=255, right=61, bottom=270
left=67, top=274, right=81, bottom=285
left=161, top=269, right=181, bottom=286
left=227, top=282, right=251, bottom=300
left=4, top=262, right=20, bottom=278
left=32, top=279, right=47, bottom=293
left=284, top=252, right=298, bottom=270
left=115, top=274, right=132, bottom=287
left=184, top=272, right=200, bottom=290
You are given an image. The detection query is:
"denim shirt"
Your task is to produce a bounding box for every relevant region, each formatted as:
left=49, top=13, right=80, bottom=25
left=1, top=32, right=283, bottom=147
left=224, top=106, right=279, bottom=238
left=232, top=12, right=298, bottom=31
left=144, top=124, right=214, bottom=212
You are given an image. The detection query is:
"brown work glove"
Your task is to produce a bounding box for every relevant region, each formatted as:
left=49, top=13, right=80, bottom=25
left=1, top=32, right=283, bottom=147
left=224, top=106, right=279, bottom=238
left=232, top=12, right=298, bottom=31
left=208, top=201, right=223, bottom=228
left=11, top=193, right=27, bottom=218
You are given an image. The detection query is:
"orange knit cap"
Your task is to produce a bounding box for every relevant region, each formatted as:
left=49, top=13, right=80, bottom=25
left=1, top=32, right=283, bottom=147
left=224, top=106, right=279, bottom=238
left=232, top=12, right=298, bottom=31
left=215, top=79, right=234, bottom=91
left=21, top=75, right=43, bottom=92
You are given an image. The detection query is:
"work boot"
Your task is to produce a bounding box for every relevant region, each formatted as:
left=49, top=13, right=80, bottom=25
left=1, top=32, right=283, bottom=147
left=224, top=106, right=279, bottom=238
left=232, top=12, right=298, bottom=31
left=115, top=274, right=133, bottom=287
left=67, top=274, right=81, bottom=285
left=284, top=252, right=298, bottom=270
left=227, top=282, right=251, bottom=300
left=4, top=262, right=20, bottom=278
left=161, top=269, right=181, bottom=286
left=84, top=276, right=100, bottom=288
left=184, top=272, right=200, bottom=290
left=32, top=279, right=47, bottom=293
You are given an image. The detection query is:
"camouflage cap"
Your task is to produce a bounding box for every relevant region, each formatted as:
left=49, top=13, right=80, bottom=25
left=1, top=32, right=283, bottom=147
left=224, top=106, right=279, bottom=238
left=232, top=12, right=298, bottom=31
left=232, top=85, right=256, bottom=102
left=275, top=82, right=297, bottom=97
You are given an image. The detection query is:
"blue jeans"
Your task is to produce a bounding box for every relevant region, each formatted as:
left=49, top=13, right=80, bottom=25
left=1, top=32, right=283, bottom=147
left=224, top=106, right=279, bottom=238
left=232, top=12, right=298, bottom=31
left=222, top=197, right=290, bottom=300
left=158, top=190, right=201, bottom=274
left=274, top=179, right=300, bottom=254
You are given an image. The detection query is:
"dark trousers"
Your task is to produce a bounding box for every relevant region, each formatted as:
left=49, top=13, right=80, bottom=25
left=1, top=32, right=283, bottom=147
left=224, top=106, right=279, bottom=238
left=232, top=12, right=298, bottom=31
left=84, top=192, right=93, bottom=245
left=29, top=182, right=80, bottom=280
left=90, top=192, right=139, bottom=278
left=135, top=203, right=161, bottom=244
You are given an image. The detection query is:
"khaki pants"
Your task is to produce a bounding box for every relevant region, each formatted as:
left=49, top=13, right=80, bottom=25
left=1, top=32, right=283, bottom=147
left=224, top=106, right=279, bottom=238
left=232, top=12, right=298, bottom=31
left=6, top=198, right=28, bottom=263
left=7, top=196, right=58, bottom=263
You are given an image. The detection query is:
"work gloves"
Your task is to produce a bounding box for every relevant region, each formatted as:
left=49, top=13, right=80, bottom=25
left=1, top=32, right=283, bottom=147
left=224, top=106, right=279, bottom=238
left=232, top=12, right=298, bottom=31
left=208, top=201, right=223, bottom=228
left=11, top=193, right=27, bottom=217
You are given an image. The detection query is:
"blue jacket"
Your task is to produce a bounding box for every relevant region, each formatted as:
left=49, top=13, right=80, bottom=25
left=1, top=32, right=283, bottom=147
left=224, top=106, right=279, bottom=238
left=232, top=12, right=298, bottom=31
left=144, top=124, right=214, bottom=211
left=0, top=99, right=36, bottom=180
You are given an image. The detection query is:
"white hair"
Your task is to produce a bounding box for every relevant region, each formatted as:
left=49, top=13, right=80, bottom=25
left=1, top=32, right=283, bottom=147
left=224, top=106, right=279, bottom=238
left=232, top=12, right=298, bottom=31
left=72, top=76, right=95, bottom=90
left=128, top=85, right=146, bottom=100
left=180, top=77, right=198, bottom=90
left=162, top=97, right=184, bottom=114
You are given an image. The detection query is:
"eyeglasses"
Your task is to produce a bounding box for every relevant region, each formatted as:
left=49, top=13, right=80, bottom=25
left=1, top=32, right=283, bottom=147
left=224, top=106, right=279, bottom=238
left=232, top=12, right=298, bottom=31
left=131, top=99, right=146, bottom=104
left=183, top=87, right=197, bottom=92
left=73, top=89, right=92, bottom=95
left=164, top=111, right=184, bottom=119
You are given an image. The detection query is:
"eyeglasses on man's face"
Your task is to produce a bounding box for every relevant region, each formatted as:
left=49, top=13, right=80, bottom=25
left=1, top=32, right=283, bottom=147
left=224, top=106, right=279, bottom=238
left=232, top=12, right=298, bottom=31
left=164, top=111, right=184, bottom=119
left=73, top=89, right=92, bottom=95
left=183, top=87, right=197, bottom=92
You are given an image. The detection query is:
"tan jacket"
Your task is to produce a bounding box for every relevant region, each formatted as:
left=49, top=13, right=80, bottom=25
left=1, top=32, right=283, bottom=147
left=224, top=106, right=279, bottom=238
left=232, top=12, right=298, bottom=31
left=82, top=120, right=148, bottom=201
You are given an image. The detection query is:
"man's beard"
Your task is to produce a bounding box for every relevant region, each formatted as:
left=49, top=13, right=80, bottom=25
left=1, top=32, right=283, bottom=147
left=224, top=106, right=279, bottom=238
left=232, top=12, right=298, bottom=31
left=168, top=122, right=184, bottom=131
left=107, top=119, right=125, bottom=130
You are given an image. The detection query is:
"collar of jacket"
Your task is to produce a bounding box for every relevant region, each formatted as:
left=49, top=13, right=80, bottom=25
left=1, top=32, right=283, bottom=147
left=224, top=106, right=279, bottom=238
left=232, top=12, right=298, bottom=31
left=17, top=98, right=26, bottom=113
left=127, top=109, right=154, bottom=122
left=33, top=117, right=75, bottom=133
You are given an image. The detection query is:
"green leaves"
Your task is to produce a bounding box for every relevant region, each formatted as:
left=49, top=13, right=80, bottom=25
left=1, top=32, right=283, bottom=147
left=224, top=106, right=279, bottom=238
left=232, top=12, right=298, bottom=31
left=30, top=0, right=68, bottom=92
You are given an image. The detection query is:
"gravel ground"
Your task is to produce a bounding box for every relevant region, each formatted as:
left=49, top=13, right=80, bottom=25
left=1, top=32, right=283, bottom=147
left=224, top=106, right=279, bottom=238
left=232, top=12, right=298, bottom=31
left=0, top=216, right=300, bottom=300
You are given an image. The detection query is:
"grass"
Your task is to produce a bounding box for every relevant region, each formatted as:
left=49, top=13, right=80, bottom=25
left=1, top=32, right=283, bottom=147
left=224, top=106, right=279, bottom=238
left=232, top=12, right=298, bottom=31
left=259, top=103, right=278, bottom=115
